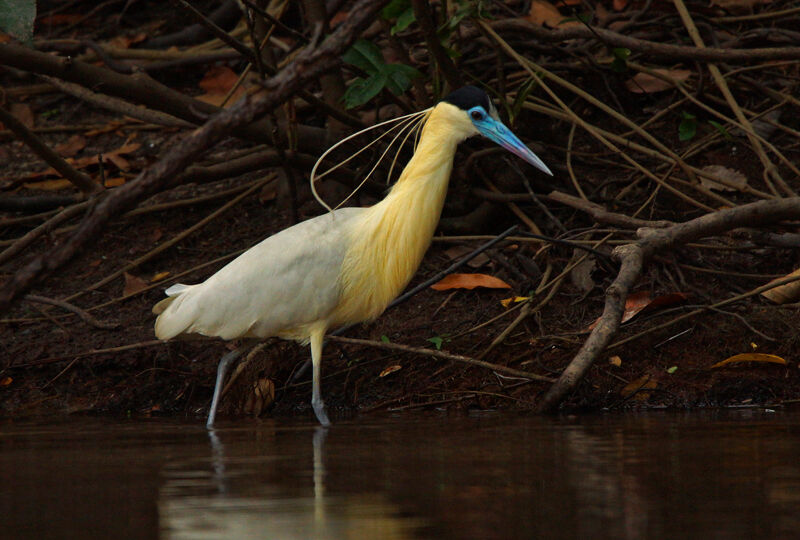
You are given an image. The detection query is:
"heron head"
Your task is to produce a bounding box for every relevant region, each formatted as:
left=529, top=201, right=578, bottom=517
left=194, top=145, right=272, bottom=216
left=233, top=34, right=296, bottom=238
left=442, top=86, right=553, bottom=176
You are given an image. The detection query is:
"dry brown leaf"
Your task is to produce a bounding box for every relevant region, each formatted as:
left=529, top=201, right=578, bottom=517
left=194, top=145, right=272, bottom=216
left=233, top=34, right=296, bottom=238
left=710, top=353, right=787, bottom=369
left=379, top=365, right=402, bottom=377
left=149, top=228, right=164, bottom=243
left=109, top=32, right=147, bottom=49
left=710, top=0, right=771, bottom=13
left=625, top=69, right=691, bottom=93
left=0, top=376, right=12, bottom=387
left=588, top=291, right=689, bottom=330
left=500, top=296, right=529, bottom=308
left=524, top=0, right=581, bottom=27
left=123, top=272, right=148, bottom=296
left=431, top=273, right=512, bottom=291
left=85, top=121, right=125, bottom=137
left=259, top=182, right=278, bottom=204
left=55, top=134, right=86, bottom=157
left=700, top=165, right=748, bottom=192
left=26, top=142, right=141, bottom=180
left=613, top=0, right=629, bottom=10
left=10, top=103, right=34, bottom=129
left=609, top=355, right=622, bottom=367
left=151, top=271, right=170, bottom=283
left=197, top=66, right=247, bottom=107
left=761, top=268, right=800, bottom=304
left=104, top=177, right=126, bottom=187
left=22, top=179, right=74, bottom=191
left=620, top=375, right=657, bottom=399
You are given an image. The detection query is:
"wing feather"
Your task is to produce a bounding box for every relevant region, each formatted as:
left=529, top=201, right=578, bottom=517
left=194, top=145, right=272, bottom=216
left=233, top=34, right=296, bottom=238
left=154, top=208, right=362, bottom=340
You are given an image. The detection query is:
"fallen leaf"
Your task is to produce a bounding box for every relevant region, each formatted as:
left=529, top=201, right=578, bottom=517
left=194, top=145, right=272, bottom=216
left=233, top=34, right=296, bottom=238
left=761, top=268, right=800, bottom=304
left=85, top=121, right=125, bottom=137
left=149, top=228, right=164, bottom=243
left=123, top=272, right=148, bottom=296
left=524, top=0, right=581, bottom=27
left=699, top=165, right=748, bottom=192
left=197, top=66, right=247, bottom=107
left=109, top=32, right=147, bottom=49
left=151, top=271, right=170, bottom=283
left=609, top=355, right=622, bottom=367
left=26, top=142, right=141, bottom=179
left=0, top=376, right=12, bottom=387
left=431, top=273, right=512, bottom=291
left=500, top=296, right=529, bottom=308
left=104, top=177, right=126, bottom=187
left=710, top=0, right=771, bottom=14
left=443, top=245, right=490, bottom=268
left=259, top=182, right=277, bottom=203
left=22, top=179, right=74, bottom=191
left=711, top=353, right=787, bottom=369
left=620, top=375, right=657, bottom=399
left=55, top=134, right=86, bottom=157
left=10, top=103, right=34, bottom=129
left=588, top=291, right=689, bottom=330
left=613, top=0, right=629, bottom=10
left=625, top=69, right=691, bottom=93
left=379, top=365, right=402, bottom=377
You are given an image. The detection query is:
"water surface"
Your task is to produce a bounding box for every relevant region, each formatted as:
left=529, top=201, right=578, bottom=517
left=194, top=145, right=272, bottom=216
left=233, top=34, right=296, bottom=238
left=2, top=411, right=799, bottom=539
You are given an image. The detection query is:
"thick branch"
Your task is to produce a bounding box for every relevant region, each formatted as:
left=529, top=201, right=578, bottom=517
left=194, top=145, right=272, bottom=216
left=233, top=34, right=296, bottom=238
left=0, top=0, right=389, bottom=312
left=537, top=197, right=800, bottom=412
left=0, top=42, right=333, bottom=154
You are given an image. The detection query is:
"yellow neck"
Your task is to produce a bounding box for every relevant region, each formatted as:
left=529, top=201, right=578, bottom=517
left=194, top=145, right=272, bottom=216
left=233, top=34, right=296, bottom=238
left=330, top=104, right=473, bottom=325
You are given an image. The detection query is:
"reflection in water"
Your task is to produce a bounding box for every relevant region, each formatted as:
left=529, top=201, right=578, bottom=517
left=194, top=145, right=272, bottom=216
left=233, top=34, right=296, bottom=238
left=160, top=424, right=418, bottom=539
left=2, top=412, right=800, bottom=539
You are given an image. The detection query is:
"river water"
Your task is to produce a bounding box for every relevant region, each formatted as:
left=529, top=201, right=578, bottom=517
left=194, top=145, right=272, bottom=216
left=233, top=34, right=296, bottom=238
left=2, top=411, right=799, bottom=539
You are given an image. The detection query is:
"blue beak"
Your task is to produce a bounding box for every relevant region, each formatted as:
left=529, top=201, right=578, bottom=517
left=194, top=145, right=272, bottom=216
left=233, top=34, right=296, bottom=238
left=477, top=118, right=553, bottom=176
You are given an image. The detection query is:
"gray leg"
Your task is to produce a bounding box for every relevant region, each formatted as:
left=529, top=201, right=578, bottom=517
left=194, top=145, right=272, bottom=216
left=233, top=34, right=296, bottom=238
left=207, top=346, right=247, bottom=428
left=310, top=329, right=331, bottom=426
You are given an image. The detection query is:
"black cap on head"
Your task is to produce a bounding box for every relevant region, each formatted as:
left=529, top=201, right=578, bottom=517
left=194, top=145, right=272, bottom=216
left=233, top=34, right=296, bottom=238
left=441, top=85, right=492, bottom=112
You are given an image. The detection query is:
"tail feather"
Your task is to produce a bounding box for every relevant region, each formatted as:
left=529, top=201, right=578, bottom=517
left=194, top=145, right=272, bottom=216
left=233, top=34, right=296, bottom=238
left=153, top=283, right=197, bottom=339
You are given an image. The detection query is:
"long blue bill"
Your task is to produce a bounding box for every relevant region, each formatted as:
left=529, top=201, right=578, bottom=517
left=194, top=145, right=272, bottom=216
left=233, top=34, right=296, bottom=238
left=478, top=118, right=553, bottom=176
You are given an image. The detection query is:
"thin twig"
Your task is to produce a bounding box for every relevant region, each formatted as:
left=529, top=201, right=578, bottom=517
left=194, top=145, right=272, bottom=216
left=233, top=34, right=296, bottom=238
left=328, top=336, right=556, bottom=382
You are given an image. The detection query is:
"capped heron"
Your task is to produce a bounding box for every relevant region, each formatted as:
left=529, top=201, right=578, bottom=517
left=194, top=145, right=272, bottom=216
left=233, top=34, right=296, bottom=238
left=153, top=86, right=552, bottom=427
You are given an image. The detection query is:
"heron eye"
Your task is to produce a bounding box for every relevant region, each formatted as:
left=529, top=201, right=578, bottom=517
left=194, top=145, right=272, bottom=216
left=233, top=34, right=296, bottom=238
left=471, top=110, right=483, bottom=121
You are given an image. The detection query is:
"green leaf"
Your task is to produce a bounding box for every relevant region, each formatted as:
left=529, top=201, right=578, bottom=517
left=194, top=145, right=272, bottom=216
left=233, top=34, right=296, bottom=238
left=709, top=120, right=732, bottom=140
left=343, top=74, right=387, bottom=109
left=440, top=0, right=476, bottom=33
left=666, top=366, right=678, bottom=374
left=391, top=7, right=416, bottom=34
left=383, top=64, right=421, bottom=94
left=342, top=40, right=385, bottom=75
left=611, top=47, right=630, bottom=73
left=427, top=336, right=444, bottom=350
left=510, top=78, right=538, bottom=124
left=382, top=0, right=410, bottom=19
left=0, top=0, right=36, bottom=45
left=380, top=335, right=391, bottom=343
left=679, top=111, right=697, bottom=141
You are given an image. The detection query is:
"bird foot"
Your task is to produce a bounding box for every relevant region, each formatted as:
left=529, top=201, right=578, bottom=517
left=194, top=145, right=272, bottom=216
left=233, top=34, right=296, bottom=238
left=312, top=399, right=331, bottom=427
